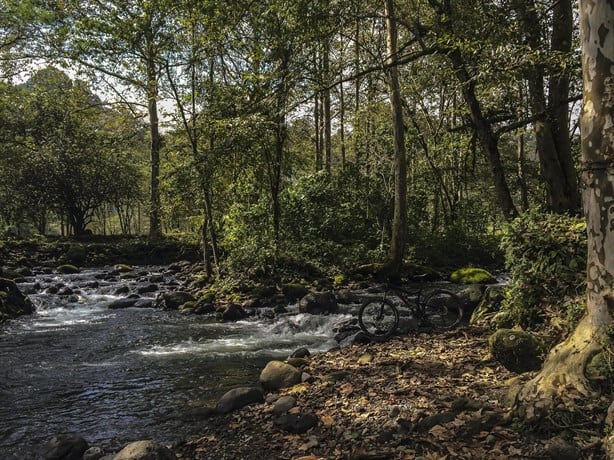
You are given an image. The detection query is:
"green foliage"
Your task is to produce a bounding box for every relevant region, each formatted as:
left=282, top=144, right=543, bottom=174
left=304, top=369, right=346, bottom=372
left=500, top=211, right=586, bottom=329
left=280, top=167, right=386, bottom=268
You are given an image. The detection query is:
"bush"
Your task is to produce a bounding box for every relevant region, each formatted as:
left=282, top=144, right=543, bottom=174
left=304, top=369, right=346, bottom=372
left=500, top=211, right=586, bottom=329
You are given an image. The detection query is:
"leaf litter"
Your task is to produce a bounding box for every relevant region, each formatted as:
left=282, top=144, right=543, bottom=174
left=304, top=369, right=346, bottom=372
left=175, top=326, right=605, bottom=459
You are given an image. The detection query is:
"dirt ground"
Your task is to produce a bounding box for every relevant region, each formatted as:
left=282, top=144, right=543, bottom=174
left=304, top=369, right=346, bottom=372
left=173, top=326, right=607, bottom=460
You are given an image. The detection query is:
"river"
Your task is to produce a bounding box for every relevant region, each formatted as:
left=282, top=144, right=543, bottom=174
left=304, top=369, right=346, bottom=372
left=0, top=266, right=351, bottom=458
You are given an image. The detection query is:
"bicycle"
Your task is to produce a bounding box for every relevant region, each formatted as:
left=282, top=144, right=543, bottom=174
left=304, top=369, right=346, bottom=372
left=358, top=283, right=463, bottom=340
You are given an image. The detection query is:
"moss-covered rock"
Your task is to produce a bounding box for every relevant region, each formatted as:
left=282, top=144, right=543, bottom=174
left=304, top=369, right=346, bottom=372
left=157, top=291, right=195, bottom=310
left=470, top=286, right=506, bottom=327
left=56, top=264, right=80, bottom=274
left=451, top=267, right=496, bottom=284
left=488, top=328, right=543, bottom=373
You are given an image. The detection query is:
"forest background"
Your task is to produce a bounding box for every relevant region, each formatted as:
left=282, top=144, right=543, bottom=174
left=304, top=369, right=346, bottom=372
left=0, top=0, right=582, bottom=281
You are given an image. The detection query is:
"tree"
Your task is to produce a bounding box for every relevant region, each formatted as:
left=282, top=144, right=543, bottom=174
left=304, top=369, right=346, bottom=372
left=512, top=0, right=614, bottom=422
left=511, top=0, right=581, bottom=214
left=383, top=0, right=407, bottom=275
left=46, top=0, right=178, bottom=238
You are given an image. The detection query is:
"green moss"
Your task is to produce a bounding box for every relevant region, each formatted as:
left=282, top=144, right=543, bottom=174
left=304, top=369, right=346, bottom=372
left=451, top=267, right=496, bottom=284
left=333, top=274, right=346, bottom=288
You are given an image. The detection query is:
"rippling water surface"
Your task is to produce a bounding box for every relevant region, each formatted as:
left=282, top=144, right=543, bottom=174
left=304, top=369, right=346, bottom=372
left=0, top=267, right=349, bottom=458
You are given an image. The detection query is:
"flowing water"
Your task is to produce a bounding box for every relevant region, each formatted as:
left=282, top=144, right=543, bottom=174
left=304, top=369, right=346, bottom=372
left=0, top=267, right=352, bottom=458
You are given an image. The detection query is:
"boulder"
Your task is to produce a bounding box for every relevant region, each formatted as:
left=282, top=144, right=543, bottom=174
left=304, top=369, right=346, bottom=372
left=136, top=284, right=158, bottom=294
left=274, top=413, right=318, bottom=434
left=156, top=291, right=195, bottom=310
left=457, top=284, right=486, bottom=311
left=83, top=447, right=104, bottom=460
left=451, top=267, right=496, bottom=284
left=42, top=433, right=89, bottom=460
left=56, top=264, right=80, bottom=274
left=0, top=277, right=35, bottom=321
left=108, top=298, right=139, bottom=310
left=113, top=440, right=176, bottom=460
left=133, top=299, right=154, bottom=309
left=273, top=395, right=296, bottom=414
left=298, top=292, right=338, bottom=315
left=215, top=387, right=264, bottom=414
left=290, top=347, right=310, bottom=358
left=259, top=360, right=302, bottom=390
left=488, top=329, right=543, bottom=373
left=222, top=304, right=247, bottom=322
left=281, top=284, right=309, bottom=301
left=470, top=286, right=506, bottom=326
left=114, top=264, right=133, bottom=273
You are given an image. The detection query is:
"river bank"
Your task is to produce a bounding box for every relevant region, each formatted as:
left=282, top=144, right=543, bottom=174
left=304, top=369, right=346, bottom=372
left=173, top=326, right=606, bottom=460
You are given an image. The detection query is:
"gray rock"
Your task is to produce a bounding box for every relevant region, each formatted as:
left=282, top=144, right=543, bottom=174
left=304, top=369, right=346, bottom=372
left=273, top=395, right=296, bottom=414
left=83, top=446, right=105, bottom=460
left=137, top=284, right=158, bottom=294
left=108, top=298, right=138, bottom=310
left=222, top=304, right=247, bottom=321
left=298, top=292, right=338, bottom=315
left=259, top=360, right=302, bottom=390
left=290, top=347, right=310, bottom=358
left=42, top=433, right=89, bottom=460
left=0, top=277, right=35, bottom=320
left=274, top=413, right=318, bottom=434
left=157, top=291, right=195, bottom=310
left=215, top=387, right=264, bottom=414
left=113, top=440, right=176, bottom=460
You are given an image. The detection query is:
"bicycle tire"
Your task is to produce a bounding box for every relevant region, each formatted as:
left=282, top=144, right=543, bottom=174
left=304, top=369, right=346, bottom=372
left=422, top=289, right=463, bottom=329
left=358, top=297, right=399, bottom=340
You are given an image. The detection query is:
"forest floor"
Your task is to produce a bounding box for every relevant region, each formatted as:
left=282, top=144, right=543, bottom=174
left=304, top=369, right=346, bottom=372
left=174, top=326, right=606, bottom=460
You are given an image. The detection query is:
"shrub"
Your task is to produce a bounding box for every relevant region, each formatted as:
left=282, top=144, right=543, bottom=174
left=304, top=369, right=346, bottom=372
left=500, top=211, right=586, bottom=329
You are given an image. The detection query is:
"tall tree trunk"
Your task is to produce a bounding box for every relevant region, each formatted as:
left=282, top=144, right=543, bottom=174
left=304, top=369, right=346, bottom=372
left=383, top=0, right=407, bottom=276
left=147, top=56, right=162, bottom=239
left=447, top=48, right=518, bottom=220
left=314, top=92, right=322, bottom=171
left=339, top=74, right=347, bottom=169
left=323, top=40, right=332, bottom=173
left=514, top=0, right=580, bottom=213
left=513, top=0, right=614, bottom=425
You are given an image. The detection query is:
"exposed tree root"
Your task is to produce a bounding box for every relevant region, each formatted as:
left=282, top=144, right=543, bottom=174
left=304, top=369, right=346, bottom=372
left=510, top=316, right=607, bottom=422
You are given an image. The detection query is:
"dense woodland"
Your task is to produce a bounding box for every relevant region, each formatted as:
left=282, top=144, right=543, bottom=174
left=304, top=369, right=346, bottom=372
left=3, top=0, right=614, bottom=456
left=0, top=0, right=583, bottom=275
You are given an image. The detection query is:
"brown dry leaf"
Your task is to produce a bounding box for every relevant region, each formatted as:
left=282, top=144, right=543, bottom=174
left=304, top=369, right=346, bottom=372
left=339, top=383, right=354, bottom=395
left=320, top=414, right=334, bottom=426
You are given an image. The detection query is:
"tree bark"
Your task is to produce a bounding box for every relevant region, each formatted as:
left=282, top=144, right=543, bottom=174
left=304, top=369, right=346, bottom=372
left=146, top=54, right=162, bottom=239
left=383, top=0, right=407, bottom=276
left=514, top=0, right=580, bottom=213
left=512, top=0, right=614, bottom=423
left=447, top=48, right=518, bottom=220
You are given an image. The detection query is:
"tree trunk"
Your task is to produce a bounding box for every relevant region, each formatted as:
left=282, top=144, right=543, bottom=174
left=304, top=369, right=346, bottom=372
left=383, top=0, right=407, bottom=277
left=514, top=0, right=580, bottom=213
left=512, top=0, right=614, bottom=423
left=447, top=48, right=518, bottom=220
left=323, top=41, right=332, bottom=174
left=147, top=56, right=162, bottom=239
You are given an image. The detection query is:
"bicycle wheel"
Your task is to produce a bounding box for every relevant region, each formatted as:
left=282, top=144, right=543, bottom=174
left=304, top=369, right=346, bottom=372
left=422, top=290, right=463, bottom=329
left=358, top=298, right=399, bottom=340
